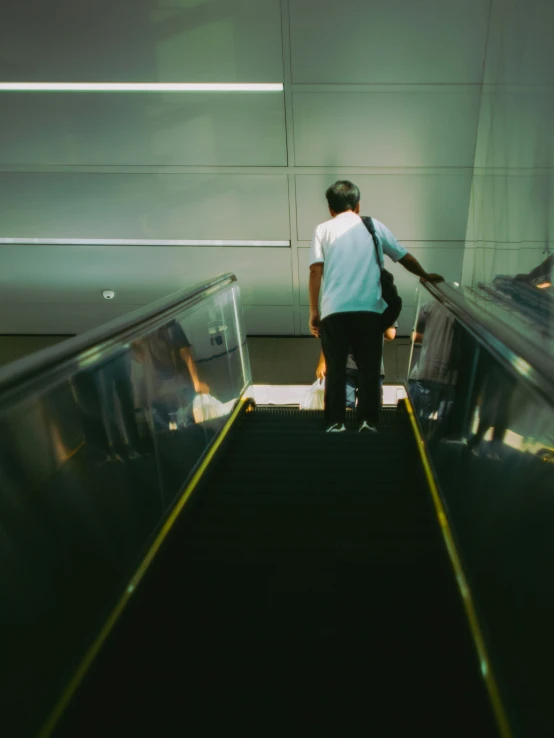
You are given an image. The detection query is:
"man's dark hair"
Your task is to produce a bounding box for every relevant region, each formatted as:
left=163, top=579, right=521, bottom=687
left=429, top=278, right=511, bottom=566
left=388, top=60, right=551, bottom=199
left=325, top=180, right=360, bottom=214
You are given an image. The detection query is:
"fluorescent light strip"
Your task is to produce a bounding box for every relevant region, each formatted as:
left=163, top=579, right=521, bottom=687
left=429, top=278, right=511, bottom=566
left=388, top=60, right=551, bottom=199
left=0, top=82, right=283, bottom=93
left=0, top=238, right=290, bottom=247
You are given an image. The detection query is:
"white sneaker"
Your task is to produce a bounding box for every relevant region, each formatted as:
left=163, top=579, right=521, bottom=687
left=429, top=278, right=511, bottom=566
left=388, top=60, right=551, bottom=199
left=359, top=421, right=377, bottom=434
left=326, top=423, right=346, bottom=433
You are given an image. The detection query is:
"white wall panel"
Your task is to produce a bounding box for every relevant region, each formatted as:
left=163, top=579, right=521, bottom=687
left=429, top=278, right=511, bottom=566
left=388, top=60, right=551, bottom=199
left=293, top=89, right=481, bottom=167
left=461, top=246, right=496, bottom=286
left=0, top=302, right=141, bottom=335
left=0, top=1, right=494, bottom=339
left=0, top=173, right=290, bottom=241
left=243, top=306, right=295, bottom=335
left=484, top=0, right=554, bottom=85
left=289, top=0, right=490, bottom=84
left=297, top=248, right=310, bottom=304
left=468, top=174, right=554, bottom=244
left=0, top=302, right=295, bottom=338
left=0, top=246, right=293, bottom=307
left=474, top=89, right=554, bottom=169
left=297, top=248, right=312, bottom=305
left=463, top=244, right=550, bottom=286
left=298, top=245, right=463, bottom=308
left=463, top=0, right=554, bottom=302
left=0, top=0, right=283, bottom=83
left=0, top=93, right=286, bottom=166
left=295, top=174, right=472, bottom=242
left=298, top=306, right=313, bottom=337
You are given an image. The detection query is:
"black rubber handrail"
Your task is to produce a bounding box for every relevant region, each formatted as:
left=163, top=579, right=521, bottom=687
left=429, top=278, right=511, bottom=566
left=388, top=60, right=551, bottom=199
left=0, top=273, right=237, bottom=400
left=423, top=281, right=554, bottom=405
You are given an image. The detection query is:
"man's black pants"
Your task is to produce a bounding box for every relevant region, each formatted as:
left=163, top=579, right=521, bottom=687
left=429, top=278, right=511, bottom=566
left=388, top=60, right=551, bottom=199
left=320, top=311, right=383, bottom=427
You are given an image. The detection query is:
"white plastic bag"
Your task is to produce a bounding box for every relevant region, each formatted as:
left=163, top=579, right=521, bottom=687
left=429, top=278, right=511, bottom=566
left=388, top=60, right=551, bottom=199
left=300, top=379, right=325, bottom=411
left=193, top=394, right=236, bottom=423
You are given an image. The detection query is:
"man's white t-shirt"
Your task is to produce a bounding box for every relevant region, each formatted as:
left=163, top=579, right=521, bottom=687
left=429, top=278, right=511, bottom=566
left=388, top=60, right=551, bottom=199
left=309, top=211, right=408, bottom=321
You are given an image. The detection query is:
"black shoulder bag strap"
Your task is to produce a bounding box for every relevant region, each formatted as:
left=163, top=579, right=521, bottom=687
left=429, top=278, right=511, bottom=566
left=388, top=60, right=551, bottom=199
left=362, top=216, right=384, bottom=269
left=361, top=216, right=402, bottom=330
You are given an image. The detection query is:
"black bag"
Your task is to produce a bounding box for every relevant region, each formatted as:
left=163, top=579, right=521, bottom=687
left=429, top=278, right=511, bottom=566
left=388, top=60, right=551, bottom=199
left=361, top=216, right=402, bottom=329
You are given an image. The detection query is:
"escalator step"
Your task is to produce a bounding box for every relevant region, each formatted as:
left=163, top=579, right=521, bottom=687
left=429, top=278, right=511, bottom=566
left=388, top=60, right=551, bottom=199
left=54, top=407, right=499, bottom=738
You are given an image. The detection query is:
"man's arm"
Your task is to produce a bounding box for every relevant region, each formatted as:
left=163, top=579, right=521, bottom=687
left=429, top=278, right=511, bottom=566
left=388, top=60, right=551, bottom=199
left=377, top=220, right=443, bottom=283
left=399, top=253, right=444, bottom=283
left=309, top=263, right=324, bottom=337
left=180, top=347, right=209, bottom=394
left=384, top=326, right=397, bottom=341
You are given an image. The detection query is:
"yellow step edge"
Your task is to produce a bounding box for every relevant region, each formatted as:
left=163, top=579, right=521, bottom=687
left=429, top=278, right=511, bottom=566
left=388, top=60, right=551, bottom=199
left=402, top=396, right=513, bottom=738
left=39, top=396, right=250, bottom=738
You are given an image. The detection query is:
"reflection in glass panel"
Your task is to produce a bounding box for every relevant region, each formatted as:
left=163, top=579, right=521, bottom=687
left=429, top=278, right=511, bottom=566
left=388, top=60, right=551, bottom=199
left=133, top=284, right=249, bottom=508
left=408, top=287, right=554, bottom=736
left=0, top=278, right=250, bottom=737
left=473, top=252, right=554, bottom=358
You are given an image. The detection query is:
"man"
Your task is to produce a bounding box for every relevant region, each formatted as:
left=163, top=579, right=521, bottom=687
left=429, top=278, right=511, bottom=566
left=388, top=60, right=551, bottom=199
left=309, top=180, right=443, bottom=433
left=316, top=323, right=397, bottom=408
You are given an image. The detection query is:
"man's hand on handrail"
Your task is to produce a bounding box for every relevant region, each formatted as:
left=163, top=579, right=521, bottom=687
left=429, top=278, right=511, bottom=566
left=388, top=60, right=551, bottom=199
left=420, top=273, right=445, bottom=284
left=399, top=253, right=444, bottom=284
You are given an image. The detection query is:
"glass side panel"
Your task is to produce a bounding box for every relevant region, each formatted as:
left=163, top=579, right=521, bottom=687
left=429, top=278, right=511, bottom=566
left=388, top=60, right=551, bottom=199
left=0, top=280, right=250, bottom=737
left=408, top=287, right=554, bottom=737
left=462, top=263, right=553, bottom=365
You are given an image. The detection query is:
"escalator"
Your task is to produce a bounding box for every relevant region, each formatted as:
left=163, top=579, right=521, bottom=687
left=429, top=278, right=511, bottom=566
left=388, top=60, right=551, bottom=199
left=50, top=405, right=500, bottom=738
left=2, top=274, right=552, bottom=737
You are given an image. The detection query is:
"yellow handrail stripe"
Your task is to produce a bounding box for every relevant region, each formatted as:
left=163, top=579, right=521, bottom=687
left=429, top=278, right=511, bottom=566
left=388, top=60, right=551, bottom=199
left=39, top=397, right=250, bottom=738
left=402, top=397, right=513, bottom=738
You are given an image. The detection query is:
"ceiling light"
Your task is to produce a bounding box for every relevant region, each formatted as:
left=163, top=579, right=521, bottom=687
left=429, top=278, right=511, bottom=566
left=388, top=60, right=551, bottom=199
left=0, top=82, right=283, bottom=93
left=0, top=238, right=291, bottom=247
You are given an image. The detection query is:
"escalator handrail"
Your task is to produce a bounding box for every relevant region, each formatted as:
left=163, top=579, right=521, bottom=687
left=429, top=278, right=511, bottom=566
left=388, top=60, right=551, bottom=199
left=0, top=272, right=238, bottom=399
left=423, top=281, right=554, bottom=403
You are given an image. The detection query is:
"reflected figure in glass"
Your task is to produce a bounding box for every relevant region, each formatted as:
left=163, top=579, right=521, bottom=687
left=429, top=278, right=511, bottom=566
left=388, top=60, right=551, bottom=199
left=71, top=351, right=143, bottom=463
left=467, top=361, right=516, bottom=461
left=482, top=253, right=554, bottom=337
left=136, top=319, right=209, bottom=432
left=409, top=300, right=457, bottom=436
left=410, top=299, right=480, bottom=443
